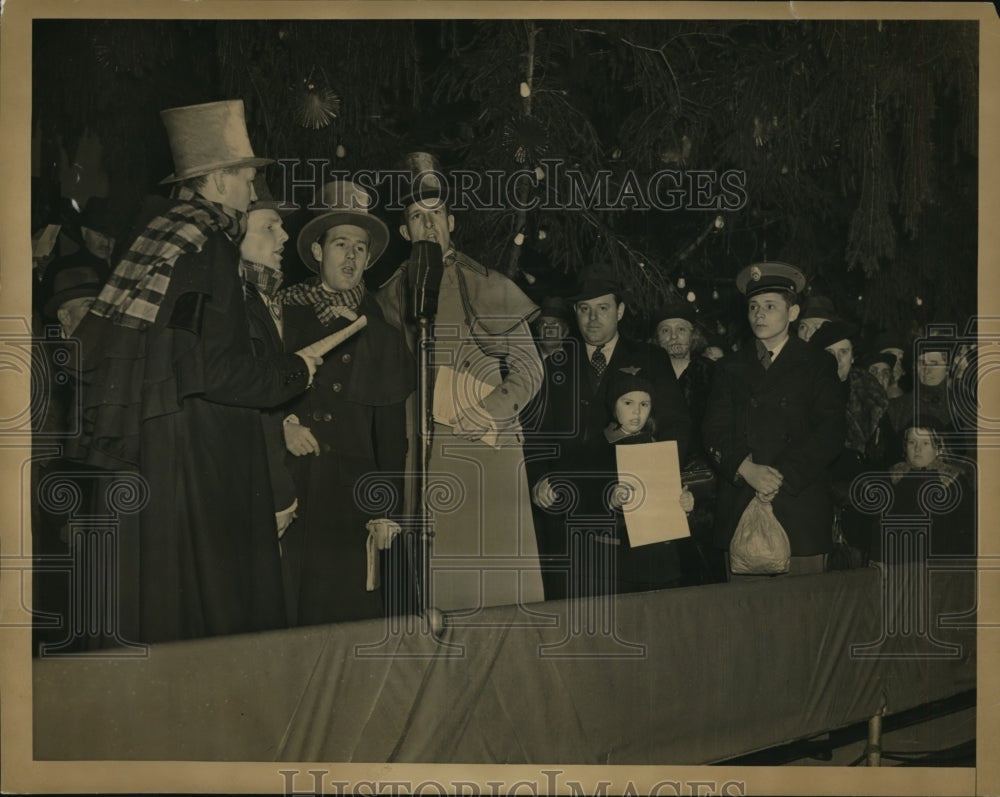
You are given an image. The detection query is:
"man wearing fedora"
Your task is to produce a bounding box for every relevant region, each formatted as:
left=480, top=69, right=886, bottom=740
left=529, top=273, right=692, bottom=599
left=68, top=100, right=321, bottom=644
left=702, top=262, right=845, bottom=577
left=278, top=178, right=415, bottom=626
left=376, top=152, right=546, bottom=613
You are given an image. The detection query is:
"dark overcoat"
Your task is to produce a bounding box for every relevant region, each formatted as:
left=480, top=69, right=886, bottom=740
left=702, top=335, right=846, bottom=556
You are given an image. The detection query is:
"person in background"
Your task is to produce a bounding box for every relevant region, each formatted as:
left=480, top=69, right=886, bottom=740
left=795, top=294, right=837, bottom=342
left=703, top=261, right=845, bottom=578
left=872, top=331, right=909, bottom=400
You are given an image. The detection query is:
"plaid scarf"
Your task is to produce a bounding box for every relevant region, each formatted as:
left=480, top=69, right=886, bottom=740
left=239, top=259, right=284, bottom=297
left=89, top=186, right=247, bottom=329
left=275, top=278, right=365, bottom=326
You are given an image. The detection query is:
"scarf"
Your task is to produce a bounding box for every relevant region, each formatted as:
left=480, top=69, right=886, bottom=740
left=239, top=259, right=284, bottom=297
left=89, top=186, right=247, bottom=329
left=275, top=277, right=365, bottom=326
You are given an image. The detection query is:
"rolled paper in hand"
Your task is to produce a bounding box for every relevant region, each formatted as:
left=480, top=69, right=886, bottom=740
left=297, top=315, right=368, bottom=360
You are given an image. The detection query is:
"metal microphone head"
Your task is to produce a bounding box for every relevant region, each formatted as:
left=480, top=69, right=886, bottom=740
left=409, top=240, right=444, bottom=320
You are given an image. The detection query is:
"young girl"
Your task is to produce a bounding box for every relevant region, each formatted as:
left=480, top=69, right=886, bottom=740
left=868, top=416, right=975, bottom=565
left=571, top=366, right=694, bottom=596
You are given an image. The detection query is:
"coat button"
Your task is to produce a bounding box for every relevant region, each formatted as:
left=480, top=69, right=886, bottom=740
left=332, top=382, right=342, bottom=392
left=311, top=410, right=323, bottom=422
left=323, top=412, right=333, bottom=422
left=342, top=353, right=352, bottom=363
left=322, top=442, right=331, bottom=454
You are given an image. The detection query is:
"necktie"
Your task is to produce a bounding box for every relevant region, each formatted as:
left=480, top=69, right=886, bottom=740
left=761, top=349, right=773, bottom=370
left=591, top=344, right=607, bottom=377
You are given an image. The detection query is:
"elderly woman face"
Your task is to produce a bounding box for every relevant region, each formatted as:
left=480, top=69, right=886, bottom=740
left=868, top=361, right=892, bottom=393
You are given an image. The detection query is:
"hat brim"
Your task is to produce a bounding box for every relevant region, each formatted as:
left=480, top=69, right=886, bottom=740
left=736, top=261, right=807, bottom=296
left=296, top=211, right=390, bottom=273
left=43, top=285, right=102, bottom=320
left=159, top=157, right=275, bottom=185
left=247, top=200, right=296, bottom=218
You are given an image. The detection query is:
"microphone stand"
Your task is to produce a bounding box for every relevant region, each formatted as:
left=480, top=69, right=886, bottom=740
left=415, top=312, right=439, bottom=632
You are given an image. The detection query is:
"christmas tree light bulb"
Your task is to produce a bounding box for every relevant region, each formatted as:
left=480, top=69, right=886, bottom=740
left=335, top=144, right=346, bottom=158
left=677, top=277, right=686, bottom=289
left=686, top=291, right=696, bottom=303
left=714, top=216, right=725, bottom=229
left=535, top=165, right=545, bottom=181
left=519, top=82, right=531, bottom=98
left=537, top=230, right=547, bottom=240
left=915, top=297, right=923, bottom=306
left=514, top=232, right=525, bottom=246
left=712, top=289, right=719, bottom=300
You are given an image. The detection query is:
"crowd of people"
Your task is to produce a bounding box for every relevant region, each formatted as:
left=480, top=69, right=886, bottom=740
left=31, top=100, right=978, bottom=650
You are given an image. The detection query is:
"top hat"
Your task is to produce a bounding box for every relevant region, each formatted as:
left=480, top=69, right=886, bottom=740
left=809, top=319, right=858, bottom=351
left=296, top=180, right=390, bottom=271
left=41, top=257, right=109, bottom=319
left=800, top=294, right=837, bottom=321
left=159, top=100, right=273, bottom=184
left=399, top=151, right=447, bottom=210
left=736, top=261, right=807, bottom=298
left=79, top=196, right=116, bottom=237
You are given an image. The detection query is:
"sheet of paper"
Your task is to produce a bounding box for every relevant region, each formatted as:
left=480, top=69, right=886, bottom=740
left=432, top=364, right=499, bottom=448
left=615, top=439, right=691, bottom=545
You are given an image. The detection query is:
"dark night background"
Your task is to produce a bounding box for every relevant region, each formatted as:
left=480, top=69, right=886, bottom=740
left=31, top=18, right=978, bottom=344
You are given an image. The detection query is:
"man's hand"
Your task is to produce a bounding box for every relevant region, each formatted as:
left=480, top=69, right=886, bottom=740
left=449, top=407, right=494, bottom=442
left=738, top=458, right=783, bottom=495
left=284, top=419, right=320, bottom=456
left=679, top=487, right=695, bottom=514
left=532, top=477, right=558, bottom=509
left=295, top=352, right=322, bottom=383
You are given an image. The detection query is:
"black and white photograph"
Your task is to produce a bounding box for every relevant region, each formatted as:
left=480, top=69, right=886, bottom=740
left=1, top=1, right=997, bottom=794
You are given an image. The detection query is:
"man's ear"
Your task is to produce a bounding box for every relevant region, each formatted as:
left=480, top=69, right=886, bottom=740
left=211, top=170, right=228, bottom=195
left=788, top=303, right=801, bottom=323
left=56, top=307, right=71, bottom=330
left=616, top=302, right=626, bottom=322
left=310, top=241, right=324, bottom=264
left=448, top=215, right=455, bottom=233
left=399, top=224, right=411, bottom=242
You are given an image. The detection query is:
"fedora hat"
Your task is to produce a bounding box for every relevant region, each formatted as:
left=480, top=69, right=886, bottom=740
left=159, top=100, right=273, bottom=184
left=398, top=151, right=447, bottom=210
left=41, top=257, right=109, bottom=320
left=296, top=180, right=390, bottom=271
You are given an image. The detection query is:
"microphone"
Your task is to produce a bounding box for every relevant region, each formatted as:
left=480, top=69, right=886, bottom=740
left=408, top=240, right=444, bottom=320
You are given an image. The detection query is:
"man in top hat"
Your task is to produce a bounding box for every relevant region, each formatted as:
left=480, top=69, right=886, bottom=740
left=375, top=152, right=546, bottom=612
left=796, top=294, right=837, bottom=342
left=702, top=261, right=846, bottom=576
left=278, top=178, right=415, bottom=626
left=528, top=273, right=692, bottom=599
left=68, top=100, right=322, bottom=644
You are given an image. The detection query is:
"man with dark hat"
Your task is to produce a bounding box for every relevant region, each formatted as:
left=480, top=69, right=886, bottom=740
left=376, top=152, right=546, bottom=612
left=702, top=261, right=846, bottom=577
left=529, top=273, right=692, bottom=599
left=277, top=178, right=414, bottom=626
left=68, top=100, right=324, bottom=644
left=796, top=294, right=837, bottom=342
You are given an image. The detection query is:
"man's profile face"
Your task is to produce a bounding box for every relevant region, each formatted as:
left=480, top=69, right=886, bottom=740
left=797, top=316, right=828, bottom=342
left=823, top=338, right=854, bottom=382
left=656, top=318, right=693, bottom=358
left=575, top=293, right=624, bottom=347
left=868, top=362, right=892, bottom=392
left=56, top=295, right=96, bottom=337
left=241, top=209, right=288, bottom=271
left=748, top=292, right=798, bottom=345
left=219, top=167, right=258, bottom=213
left=400, top=198, right=454, bottom=254
left=81, top=227, right=115, bottom=261
left=312, top=223, right=370, bottom=292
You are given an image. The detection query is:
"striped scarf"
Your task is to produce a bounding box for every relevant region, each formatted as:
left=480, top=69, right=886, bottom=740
left=239, top=259, right=284, bottom=297
left=89, top=186, right=247, bottom=329
left=275, top=278, right=365, bottom=326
